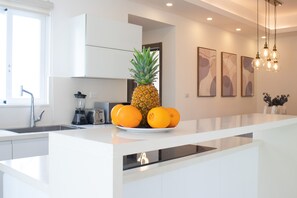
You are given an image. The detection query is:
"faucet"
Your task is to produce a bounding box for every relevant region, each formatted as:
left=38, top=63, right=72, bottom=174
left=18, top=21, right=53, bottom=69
left=20, top=86, right=45, bottom=127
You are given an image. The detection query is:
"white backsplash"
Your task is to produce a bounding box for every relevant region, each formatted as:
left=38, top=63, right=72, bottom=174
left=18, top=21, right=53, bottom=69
left=0, top=77, right=127, bottom=128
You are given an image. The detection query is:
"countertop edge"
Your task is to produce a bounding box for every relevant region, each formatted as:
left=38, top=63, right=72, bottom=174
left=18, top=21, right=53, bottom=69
left=0, top=156, right=49, bottom=193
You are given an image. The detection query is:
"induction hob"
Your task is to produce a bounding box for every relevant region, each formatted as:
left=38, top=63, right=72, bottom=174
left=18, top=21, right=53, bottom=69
left=123, top=144, right=216, bottom=170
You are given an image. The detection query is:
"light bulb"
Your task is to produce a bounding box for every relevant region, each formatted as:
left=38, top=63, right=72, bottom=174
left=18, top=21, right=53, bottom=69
left=271, top=45, right=280, bottom=61
left=272, top=60, right=280, bottom=72
left=261, top=42, right=271, bottom=59
left=264, top=58, right=273, bottom=71
left=252, top=53, right=263, bottom=70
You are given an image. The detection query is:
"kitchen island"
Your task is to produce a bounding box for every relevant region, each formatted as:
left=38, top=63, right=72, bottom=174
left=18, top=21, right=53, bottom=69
left=1, top=113, right=297, bottom=198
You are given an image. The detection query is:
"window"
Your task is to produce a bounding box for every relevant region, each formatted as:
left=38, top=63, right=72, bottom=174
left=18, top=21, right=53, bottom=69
left=0, top=7, right=49, bottom=105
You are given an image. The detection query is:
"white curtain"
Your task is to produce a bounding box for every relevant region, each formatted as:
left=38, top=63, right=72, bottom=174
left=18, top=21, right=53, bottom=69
left=0, top=0, right=53, bottom=15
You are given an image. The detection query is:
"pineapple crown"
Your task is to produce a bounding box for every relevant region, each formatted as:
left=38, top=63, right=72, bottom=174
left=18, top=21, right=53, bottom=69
left=129, top=48, right=159, bottom=85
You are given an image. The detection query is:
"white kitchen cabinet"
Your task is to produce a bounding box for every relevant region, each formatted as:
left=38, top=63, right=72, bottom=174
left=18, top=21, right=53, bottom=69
left=0, top=141, right=12, bottom=161
left=0, top=172, right=3, bottom=198
left=12, top=138, right=48, bottom=159
left=71, top=14, right=142, bottom=79
left=124, top=146, right=258, bottom=198
left=3, top=174, right=48, bottom=198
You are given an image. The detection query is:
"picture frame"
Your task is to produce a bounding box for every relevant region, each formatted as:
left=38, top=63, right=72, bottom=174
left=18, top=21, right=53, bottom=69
left=221, top=52, right=237, bottom=97
left=197, top=47, right=217, bottom=97
left=241, top=56, right=254, bottom=97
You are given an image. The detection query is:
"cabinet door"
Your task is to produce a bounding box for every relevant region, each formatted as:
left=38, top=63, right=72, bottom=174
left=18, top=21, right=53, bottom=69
left=86, top=14, right=142, bottom=50
left=219, top=146, right=258, bottom=198
left=3, top=174, right=49, bottom=198
left=0, top=141, right=12, bottom=161
left=124, top=146, right=258, bottom=198
left=12, top=138, right=48, bottom=159
left=84, top=46, right=133, bottom=79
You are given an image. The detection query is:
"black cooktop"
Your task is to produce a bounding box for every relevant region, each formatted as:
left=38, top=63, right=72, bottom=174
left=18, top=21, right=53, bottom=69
left=123, top=144, right=216, bottom=170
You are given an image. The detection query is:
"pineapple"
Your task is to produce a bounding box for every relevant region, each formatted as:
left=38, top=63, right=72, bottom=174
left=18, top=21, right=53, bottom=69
left=129, top=48, right=160, bottom=127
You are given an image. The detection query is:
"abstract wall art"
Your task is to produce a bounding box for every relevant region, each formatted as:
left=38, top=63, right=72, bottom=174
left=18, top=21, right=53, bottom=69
left=197, top=47, right=217, bottom=97
left=241, top=56, right=254, bottom=97
left=221, top=52, right=237, bottom=97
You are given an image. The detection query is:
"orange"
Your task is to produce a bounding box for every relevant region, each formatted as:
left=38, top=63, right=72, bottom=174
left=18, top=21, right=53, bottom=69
left=147, top=107, right=170, bottom=128
left=166, top=107, right=180, bottom=127
left=117, top=105, right=142, bottom=128
left=111, top=104, right=124, bottom=125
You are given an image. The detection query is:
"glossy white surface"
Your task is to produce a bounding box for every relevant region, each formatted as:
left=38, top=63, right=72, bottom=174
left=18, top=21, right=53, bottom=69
left=124, top=144, right=259, bottom=198
left=1, top=114, right=297, bottom=198
left=0, top=124, right=104, bottom=141
left=71, top=14, right=141, bottom=79
left=3, top=173, right=48, bottom=198
left=0, top=156, right=48, bottom=192
left=54, top=113, right=297, bottom=155
left=0, top=130, right=17, bottom=137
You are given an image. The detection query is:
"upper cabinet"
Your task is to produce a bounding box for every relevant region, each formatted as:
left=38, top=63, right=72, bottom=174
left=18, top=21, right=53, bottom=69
left=71, top=14, right=142, bottom=79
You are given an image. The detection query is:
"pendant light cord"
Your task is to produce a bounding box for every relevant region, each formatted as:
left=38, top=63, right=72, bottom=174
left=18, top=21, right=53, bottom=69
left=264, top=0, right=267, bottom=43
left=274, top=2, right=277, bottom=46
left=257, top=0, right=259, bottom=52
left=268, top=1, right=271, bottom=46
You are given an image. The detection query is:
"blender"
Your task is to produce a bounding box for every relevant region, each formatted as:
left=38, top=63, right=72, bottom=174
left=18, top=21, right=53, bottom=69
left=72, top=91, right=88, bottom=125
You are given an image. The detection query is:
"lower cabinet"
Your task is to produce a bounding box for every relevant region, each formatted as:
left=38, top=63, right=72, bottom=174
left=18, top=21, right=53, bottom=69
left=3, top=174, right=48, bottom=198
left=124, top=146, right=258, bottom=198
left=0, top=141, right=12, bottom=161
left=0, top=137, right=48, bottom=161
left=12, top=138, right=48, bottom=159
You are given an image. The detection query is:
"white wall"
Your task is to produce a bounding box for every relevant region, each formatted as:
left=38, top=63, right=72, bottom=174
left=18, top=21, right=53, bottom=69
left=139, top=8, right=257, bottom=120
left=174, top=18, right=256, bottom=120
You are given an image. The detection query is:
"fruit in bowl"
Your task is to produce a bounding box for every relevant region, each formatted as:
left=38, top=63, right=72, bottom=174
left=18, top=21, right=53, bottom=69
left=147, top=107, right=170, bottom=128
left=111, top=105, right=180, bottom=129
left=110, top=48, right=180, bottom=129
left=166, top=107, right=180, bottom=128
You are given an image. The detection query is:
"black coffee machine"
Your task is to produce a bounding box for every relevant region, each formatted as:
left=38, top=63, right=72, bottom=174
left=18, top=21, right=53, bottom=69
left=72, top=91, right=88, bottom=125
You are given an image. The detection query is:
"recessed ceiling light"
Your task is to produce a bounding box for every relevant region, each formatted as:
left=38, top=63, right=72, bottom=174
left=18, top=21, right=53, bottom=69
left=166, top=2, right=173, bottom=7
left=207, top=17, right=213, bottom=21
left=236, top=28, right=241, bottom=32
left=261, top=36, right=266, bottom=39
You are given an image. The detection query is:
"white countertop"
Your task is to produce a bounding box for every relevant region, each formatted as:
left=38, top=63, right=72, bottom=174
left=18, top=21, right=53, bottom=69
left=0, top=114, right=297, bottom=191
left=0, top=136, right=254, bottom=193
left=0, top=130, right=49, bottom=141
left=0, top=124, right=108, bottom=141
left=52, top=113, right=297, bottom=155
left=0, top=156, right=49, bottom=192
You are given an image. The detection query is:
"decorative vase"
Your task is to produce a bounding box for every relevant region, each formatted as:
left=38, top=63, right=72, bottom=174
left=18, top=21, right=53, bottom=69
left=278, top=105, right=287, bottom=115
left=271, top=105, right=278, bottom=114
left=264, top=105, right=272, bottom=114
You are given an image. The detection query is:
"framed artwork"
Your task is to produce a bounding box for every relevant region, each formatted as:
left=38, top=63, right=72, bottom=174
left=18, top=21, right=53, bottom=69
left=241, top=56, right=254, bottom=97
left=197, top=47, right=217, bottom=97
left=221, top=52, right=237, bottom=97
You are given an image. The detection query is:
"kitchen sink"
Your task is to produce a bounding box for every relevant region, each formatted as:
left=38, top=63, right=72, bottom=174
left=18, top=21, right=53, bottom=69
left=6, top=125, right=83, bottom=133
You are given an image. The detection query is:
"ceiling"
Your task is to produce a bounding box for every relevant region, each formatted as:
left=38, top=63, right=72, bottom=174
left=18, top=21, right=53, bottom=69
left=129, top=0, right=297, bottom=38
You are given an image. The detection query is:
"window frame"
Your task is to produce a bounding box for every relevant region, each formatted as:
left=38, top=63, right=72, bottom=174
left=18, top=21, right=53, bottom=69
left=0, top=7, right=49, bottom=106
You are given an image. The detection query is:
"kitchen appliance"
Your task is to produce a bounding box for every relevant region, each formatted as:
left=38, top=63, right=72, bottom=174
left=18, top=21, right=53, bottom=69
left=86, top=109, right=105, bottom=125
left=123, top=144, right=216, bottom=170
left=94, top=102, right=130, bottom=124
left=72, top=91, right=88, bottom=125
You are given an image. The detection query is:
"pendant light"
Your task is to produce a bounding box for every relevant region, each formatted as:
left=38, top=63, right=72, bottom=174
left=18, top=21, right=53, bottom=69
left=252, top=0, right=263, bottom=69
left=271, top=1, right=280, bottom=72
left=261, top=0, right=270, bottom=60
